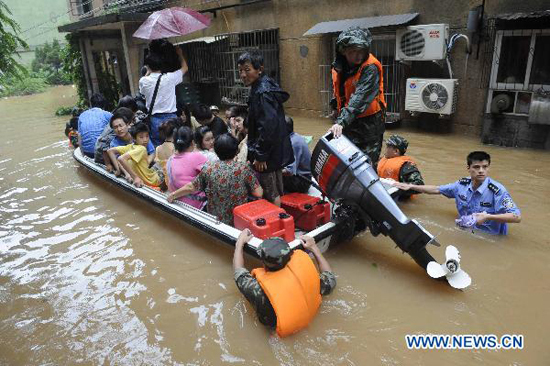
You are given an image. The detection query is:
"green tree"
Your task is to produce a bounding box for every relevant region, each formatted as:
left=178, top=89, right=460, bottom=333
left=32, top=39, right=70, bottom=85
left=62, top=33, right=88, bottom=107
left=0, top=0, right=28, bottom=81
left=32, top=40, right=63, bottom=73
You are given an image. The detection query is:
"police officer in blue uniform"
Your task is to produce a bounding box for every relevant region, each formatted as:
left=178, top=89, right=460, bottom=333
left=393, top=151, right=521, bottom=235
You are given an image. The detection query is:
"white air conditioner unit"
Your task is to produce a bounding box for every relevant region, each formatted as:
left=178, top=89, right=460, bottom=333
left=396, top=24, right=449, bottom=61
left=405, top=78, right=458, bottom=115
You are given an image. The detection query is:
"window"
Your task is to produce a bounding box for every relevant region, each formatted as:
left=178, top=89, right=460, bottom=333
left=70, top=0, right=93, bottom=17
left=80, top=0, right=92, bottom=15
left=529, top=35, right=550, bottom=86
left=487, top=29, right=550, bottom=115
left=490, top=29, right=550, bottom=90
left=495, top=35, right=530, bottom=85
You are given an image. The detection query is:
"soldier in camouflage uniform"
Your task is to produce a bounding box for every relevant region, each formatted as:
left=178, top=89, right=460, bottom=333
left=232, top=229, right=336, bottom=329
left=377, top=134, right=424, bottom=199
left=329, top=27, right=386, bottom=169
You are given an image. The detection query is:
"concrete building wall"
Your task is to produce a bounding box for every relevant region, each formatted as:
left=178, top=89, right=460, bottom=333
left=65, top=0, right=549, bottom=144
left=173, top=0, right=547, bottom=138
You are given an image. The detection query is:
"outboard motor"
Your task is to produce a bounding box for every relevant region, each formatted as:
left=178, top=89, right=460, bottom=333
left=311, top=133, right=436, bottom=269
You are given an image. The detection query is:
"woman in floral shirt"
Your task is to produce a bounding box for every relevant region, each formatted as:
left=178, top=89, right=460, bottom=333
left=167, top=134, right=263, bottom=225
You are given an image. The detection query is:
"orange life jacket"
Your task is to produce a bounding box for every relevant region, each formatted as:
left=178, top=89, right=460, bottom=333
left=377, top=155, right=416, bottom=181
left=251, top=250, right=321, bottom=337
left=332, top=54, right=386, bottom=118
left=68, top=130, right=78, bottom=148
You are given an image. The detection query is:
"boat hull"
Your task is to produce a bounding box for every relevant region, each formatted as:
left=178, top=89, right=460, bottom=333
left=72, top=148, right=338, bottom=258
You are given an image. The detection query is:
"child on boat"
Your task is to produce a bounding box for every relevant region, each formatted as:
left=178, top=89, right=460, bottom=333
left=107, top=123, right=162, bottom=188
left=64, top=107, right=81, bottom=148
left=155, top=119, right=177, bottom=188
left=109, top=110, right=155, bottom=165
left=194, top=126, right=219, bottom=163
left=94, top=96, right=151, bottom=164
left=166, top=126, right=208, bottom=209
left=229, top=106, right=248, bottom=163
left=167, top=133, right=263, bottom=225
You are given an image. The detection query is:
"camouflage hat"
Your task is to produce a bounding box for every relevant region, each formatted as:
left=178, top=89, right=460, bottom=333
left=257, top=237, right=292, bottom=271
left=336, top=27, right=372, bottom=53
left=385, top=134, right=408, bottom=155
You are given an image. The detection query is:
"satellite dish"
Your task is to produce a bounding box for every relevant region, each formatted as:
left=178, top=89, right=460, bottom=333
left=427, top=245, right=471, bottom=289
left=490, top=93, right=511, bottom=114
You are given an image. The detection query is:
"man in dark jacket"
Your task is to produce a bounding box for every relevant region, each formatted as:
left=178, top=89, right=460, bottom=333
left=238, top=50, right=294, bottom=206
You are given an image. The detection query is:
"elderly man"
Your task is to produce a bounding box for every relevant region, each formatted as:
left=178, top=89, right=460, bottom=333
left=329, top=27, right=386, bottom=169
left=233, top=230, right=336, bottom=337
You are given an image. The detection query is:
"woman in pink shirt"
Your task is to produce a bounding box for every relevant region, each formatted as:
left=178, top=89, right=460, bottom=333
left=166, top=126, right=208, bottom=209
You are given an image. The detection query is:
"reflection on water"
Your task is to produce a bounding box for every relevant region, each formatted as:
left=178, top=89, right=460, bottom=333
left=1, top=87, right=549, bottom=365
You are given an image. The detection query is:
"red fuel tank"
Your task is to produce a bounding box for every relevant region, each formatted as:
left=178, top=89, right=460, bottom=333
left=280, top=193, right=331, bottom=231
left=233, top=199, right=295, bottom=242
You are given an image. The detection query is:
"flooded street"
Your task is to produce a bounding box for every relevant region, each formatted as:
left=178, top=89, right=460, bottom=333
left=1, top=86, right=549, bottom=365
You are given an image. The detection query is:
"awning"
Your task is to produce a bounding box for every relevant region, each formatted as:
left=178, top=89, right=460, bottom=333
left=494, top=9, right=550, bottom=21
left=303, top=13, right=419, bottom=36
left=174, top=36, right=226, bottom=45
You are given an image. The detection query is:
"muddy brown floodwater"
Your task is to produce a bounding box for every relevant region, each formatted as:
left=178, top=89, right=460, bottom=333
left=1, top=86, right=549, bottom=365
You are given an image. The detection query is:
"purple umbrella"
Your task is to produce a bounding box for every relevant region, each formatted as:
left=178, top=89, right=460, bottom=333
left=133, top=7, right=211, bottom=40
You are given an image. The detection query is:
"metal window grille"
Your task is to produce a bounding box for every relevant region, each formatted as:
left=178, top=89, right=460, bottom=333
left=488, top=29, right=550, bottom=91
left=184, top=41, right=221, bottom=84
left=480, top=18, right=497, bottom=89
left=214, top=28, right=280, bottom=106
left=485, top=27, right=550, bottom=116
left=70, top=0, right=93, bottom=17
left=319, top=33, right=404, bottom=122
left=183, top=29, right=279, bottom=106
left=371, top=35, right=404, bottom=122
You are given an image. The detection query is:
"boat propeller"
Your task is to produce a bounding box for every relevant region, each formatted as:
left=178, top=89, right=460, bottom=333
left=426, top=245, right=471, bottom=289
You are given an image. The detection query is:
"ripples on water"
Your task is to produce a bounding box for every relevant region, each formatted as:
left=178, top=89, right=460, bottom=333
left=0, top=125, right=378, bottom=365
left=1, top=88, right=549, bottom=365
left=1, top=150, right=170, bottom=364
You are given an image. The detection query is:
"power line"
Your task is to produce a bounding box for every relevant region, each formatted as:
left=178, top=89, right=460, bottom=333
left=20, top=0, right=96, bottom=35
left=22, top=0, right=202, bottom=43
left=23, top=0, right=134, bottom=42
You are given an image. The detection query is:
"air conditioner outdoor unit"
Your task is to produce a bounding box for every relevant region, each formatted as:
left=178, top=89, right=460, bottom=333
left=396, top=24, right=449, bottom=61
left=405, top=78, right=458, bottom=115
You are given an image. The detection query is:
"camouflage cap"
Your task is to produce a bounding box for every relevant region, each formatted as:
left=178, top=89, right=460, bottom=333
left=257, top=237, right=292, bottom=271
left=385, top=134, right=409, bottom=155
left=336, top=27, right=372, bottom=53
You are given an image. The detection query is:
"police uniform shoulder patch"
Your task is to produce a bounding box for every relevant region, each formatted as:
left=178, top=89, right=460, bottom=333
left=488, top=183, right=500, bottom=194
left=502, top=196, right=515, bottom=209
left=459, top=178, right=471, bottom=185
